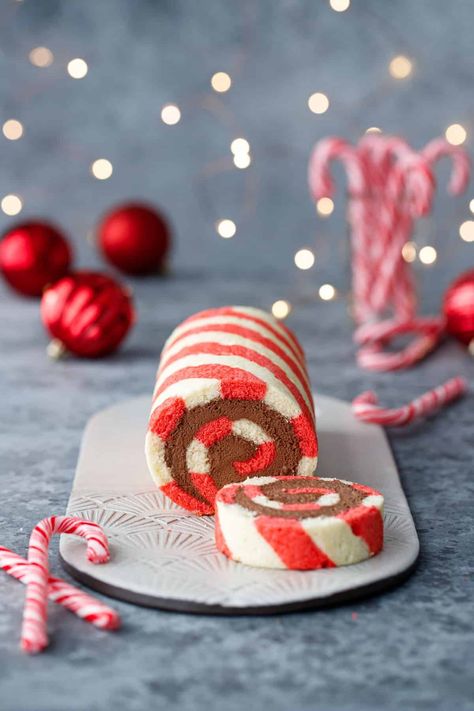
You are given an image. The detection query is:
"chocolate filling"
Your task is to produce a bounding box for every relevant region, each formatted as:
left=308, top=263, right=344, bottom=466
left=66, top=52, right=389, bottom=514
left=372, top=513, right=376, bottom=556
left=235, top=478, right=366, bottom=519
left=164, top=399, right=302, bottom=504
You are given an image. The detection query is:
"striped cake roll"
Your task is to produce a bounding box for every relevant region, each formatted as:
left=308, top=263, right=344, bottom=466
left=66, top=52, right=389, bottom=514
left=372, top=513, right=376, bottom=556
left=145, top=306, right=318, bottom=515
left=215, top=476, right=384, bottom=569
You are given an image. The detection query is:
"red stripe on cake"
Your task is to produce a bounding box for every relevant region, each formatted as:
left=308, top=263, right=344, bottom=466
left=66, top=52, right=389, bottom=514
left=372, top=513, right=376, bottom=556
left=196, top=416, right=233, bottom=446
left=291, top=414, right=318, bottom=458
left=190, top=473, right=219, bottom=503
left=216, top=483, right=240, bottom=504
left=161, top=481, right=213, bottom=515
left=158, top=341, right=313, bottom=424
left=179, top=307, right=304, bottom=367
left=339, top=505, right=384, bottom=554
left=255, top=516, right=336, bottom=569
left=233, top=441, right=276, bottom=476
left=153, top=364, right=267, bottom=403
left=220, top=378, right=267, bottom=400
left=148, top=397, right=186, bottom=440
left=160, top=322, right=311, bottom=400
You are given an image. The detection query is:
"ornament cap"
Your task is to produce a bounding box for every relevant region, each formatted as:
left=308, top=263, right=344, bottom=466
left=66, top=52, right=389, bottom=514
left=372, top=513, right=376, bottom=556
left=47, top=339, right=68, bottom=360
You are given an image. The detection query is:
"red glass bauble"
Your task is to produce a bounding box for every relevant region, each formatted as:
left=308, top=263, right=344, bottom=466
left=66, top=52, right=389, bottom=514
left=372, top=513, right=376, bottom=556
left=443, top=269, right=474, bottom=349
left=41, top=271, right=135, bottom=358
left=97, top=203, right=171, bottom=275
left=0, top=221, right=72, bottom=297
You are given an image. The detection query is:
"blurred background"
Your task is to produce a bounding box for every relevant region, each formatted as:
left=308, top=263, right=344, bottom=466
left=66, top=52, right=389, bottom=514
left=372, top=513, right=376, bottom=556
left=1, top=0, right=473, bottom=307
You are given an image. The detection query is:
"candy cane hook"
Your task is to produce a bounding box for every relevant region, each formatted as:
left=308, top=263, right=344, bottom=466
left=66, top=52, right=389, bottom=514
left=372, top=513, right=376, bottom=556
left=21, top=516, right=110, bottom=654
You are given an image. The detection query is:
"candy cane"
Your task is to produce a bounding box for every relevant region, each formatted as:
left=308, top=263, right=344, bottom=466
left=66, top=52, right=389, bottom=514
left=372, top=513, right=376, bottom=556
left=422, top=138, right=470, bottom=195
left=308, top=133, right=469, bottom=371
left=21, top=516, right=110, bottom=654
left=0, top=546, right=119, bottom=630
left=355, top=316, right=445, bottom=371
left=308, top=137, right=373, bottom=324
left=352, top=376, right=467, bottom=426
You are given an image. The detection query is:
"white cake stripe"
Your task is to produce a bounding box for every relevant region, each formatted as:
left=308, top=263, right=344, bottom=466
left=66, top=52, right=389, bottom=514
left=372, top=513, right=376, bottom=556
left=159, top=329, right=312, bottom=398
left=155, top=353, right=305, bottom=420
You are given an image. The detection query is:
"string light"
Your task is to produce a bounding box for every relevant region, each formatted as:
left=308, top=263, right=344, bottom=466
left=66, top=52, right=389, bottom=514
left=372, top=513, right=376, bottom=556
left=91, top=159, right=113, bottom=180
left=366, top=126, right=382, bottom=134
left=418, top=245, right=437, bottom=265
left=67, top=58, right=88, bottom=79
left=294, top=248, right=315, bottom=270
left=216, top=219, right=236, bottom=238
left=329, top=0, right=350, bottom=11
left=319, top=284, right=336, bottom=300
left=469, top=199, right=474, bottom=213
left=459, top=220, right=474, bottom=242
left=161, top=104, right=181, bottom=125
left=308, top=92, right=329, bottom=114
left=272, top=300, right=291, bottom=319
left=401, top=241, right=417, bottom=262
left=1, top=194, right=22, bottom=216
left=389, top=55, right=413, bottom=79
left=211, top=72, right=232, bottom=93
left=230, top=138, right=250, bottom=155
left=445, top=123, right=467, bottom=146
left=2, top=120, right=23, bottom=141
left=233, top=153, right=251, bottom=169
left=316, top=197, right=334, bottom=216
left=29, top=47, right=53, bottom=67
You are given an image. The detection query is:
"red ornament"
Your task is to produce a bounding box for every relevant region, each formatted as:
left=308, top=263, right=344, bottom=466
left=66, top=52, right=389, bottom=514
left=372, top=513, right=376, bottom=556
left=0, top=221, right=72, bottom=297
left=97, top=203, right=171, bottom=275
left=41, top=271, right=135, bottom=358
left=443, top=269, right=474, bottom=350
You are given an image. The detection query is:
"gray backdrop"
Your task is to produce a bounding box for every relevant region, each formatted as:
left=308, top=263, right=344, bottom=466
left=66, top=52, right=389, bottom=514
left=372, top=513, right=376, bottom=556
left=0, top=2, right=473, bottom=711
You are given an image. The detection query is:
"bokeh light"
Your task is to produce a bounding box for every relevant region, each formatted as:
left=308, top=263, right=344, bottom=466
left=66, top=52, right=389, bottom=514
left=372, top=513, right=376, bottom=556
left=29, top=47, right=53, bottom=67
left=418, top=245, right=437, bottom=264
left=272, top=300, right=291, bottom=319
left=2, top=120, right=23, bottom=141
left=91, top=159, right=113, bottom=180
left=319, top=284, right=336, bottom=300
left=231, top=138, right=250, bottom=155
left=459, top=220, right=474, bottom=242
left=161, top=104, right=181, bottom=125
left=211, top=72, right=232, bottom=93
left=1, top=194, right=22, bottom=216
left=445, top=123, right=467, bottom=146
left=389, top=55, right=413, bottom=79
left=216, top=219, right=236, bottom=238
left=329, top=0, right=350, bottom=11
left=401, top=241, right=417, bottom=262
left=308, top=92, right=329, bottom=114
left=67, top=58, right=88, bottom=79
left=294, top=248, right=315, bottom=270
left=233, top=153, right=251, bottom=169
left=316, top=197, right=334, bottom=216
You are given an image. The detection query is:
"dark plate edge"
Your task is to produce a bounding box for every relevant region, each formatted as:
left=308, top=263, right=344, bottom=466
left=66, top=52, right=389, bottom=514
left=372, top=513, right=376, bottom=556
left=59, top=549, right=419, bottom=616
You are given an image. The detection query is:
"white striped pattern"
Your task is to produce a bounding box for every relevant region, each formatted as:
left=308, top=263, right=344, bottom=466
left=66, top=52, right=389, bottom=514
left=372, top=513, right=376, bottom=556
left=146, top=307, right=317, bottom=512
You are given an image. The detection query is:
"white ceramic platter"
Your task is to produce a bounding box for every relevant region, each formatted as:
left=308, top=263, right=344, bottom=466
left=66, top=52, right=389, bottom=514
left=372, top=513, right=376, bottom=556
left=60, top=394, right=419, bottom=614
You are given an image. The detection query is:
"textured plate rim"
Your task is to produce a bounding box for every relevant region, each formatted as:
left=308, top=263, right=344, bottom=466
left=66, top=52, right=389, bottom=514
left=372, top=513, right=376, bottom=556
left=59, top=551, right=419, bottom=616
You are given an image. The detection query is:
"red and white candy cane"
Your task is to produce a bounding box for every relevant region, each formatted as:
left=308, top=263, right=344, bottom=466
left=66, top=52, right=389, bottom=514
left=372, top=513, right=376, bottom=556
left=308, top=134, right=470, bottom=371
left=21, top=516, right=111, bottom=654
left=0, top=546, right=119, bottom=630
left=352, top=376, right=467, bottom=426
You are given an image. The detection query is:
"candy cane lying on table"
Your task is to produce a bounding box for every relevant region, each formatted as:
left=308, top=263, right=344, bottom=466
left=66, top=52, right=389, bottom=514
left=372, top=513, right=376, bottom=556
left=21, top=516, right=111, bottom=654
left=352, top=376, right=467, bottom=426
left=0, top=546, right=119, bottom=630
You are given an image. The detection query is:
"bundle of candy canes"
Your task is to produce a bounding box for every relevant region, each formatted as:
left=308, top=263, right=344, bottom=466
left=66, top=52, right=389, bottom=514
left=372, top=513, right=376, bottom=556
left=308, top=134, right=470, bottom=424
left=0, top=516, right=119, bottom=654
